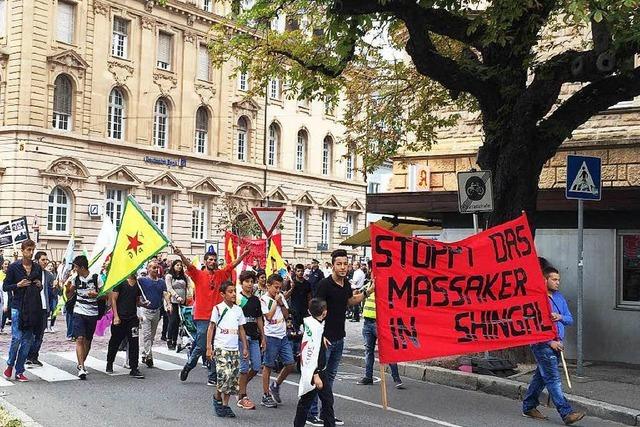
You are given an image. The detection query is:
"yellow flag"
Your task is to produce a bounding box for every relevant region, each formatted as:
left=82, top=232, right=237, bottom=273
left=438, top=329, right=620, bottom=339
left=266, top=238, right=286, bottom=277
left=191, top=255, right=200, bottom=267
left=100, top=196, right=169, bottom=295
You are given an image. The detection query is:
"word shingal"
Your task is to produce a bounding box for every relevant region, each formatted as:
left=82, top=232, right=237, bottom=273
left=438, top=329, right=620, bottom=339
left=371, top=214, right=556, bottom=364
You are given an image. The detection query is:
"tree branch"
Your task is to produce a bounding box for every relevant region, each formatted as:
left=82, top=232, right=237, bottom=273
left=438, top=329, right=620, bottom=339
left=537, top=66, right=640, bottom=160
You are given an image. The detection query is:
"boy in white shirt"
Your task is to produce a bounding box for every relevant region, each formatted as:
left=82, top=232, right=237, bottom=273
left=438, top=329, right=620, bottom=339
left=206, top=280, right=249, bottom=418
left=260, top=274, right=295, bottom=408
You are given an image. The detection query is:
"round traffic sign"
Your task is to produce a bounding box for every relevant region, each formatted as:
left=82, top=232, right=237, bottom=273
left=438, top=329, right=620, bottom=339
left=465, top=176, right=486, bottom=201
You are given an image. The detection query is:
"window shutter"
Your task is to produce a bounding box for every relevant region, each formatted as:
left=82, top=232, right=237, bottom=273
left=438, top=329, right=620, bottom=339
left=0, top=0, right=6, bottom=37
left=57, top=2, right=74, bottom=44
left=198, top=45, right=209, bottom=80
left=54, top=75, right=72, bottom=114
left=157, top=33, right=172, bottom=68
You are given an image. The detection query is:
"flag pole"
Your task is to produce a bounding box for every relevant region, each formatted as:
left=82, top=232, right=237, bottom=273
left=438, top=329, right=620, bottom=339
left=560, top=350, right=572, bottom=389
left=379, top=364, right=388, bottom=410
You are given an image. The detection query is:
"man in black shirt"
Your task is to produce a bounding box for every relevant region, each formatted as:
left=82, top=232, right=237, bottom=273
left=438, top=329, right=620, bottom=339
left=106, top=274, right=144, bottom=378
left=237, top=271, right=264, bottom=410
left=305, top=250, right=372, bottom=427
left=285, top=264, right=312, bottom=331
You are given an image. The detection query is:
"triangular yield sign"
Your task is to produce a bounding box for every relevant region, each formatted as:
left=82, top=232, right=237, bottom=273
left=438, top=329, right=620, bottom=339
left=570, top=161, right=598, bottom=195
left=251, top=207, right=285, bottom=238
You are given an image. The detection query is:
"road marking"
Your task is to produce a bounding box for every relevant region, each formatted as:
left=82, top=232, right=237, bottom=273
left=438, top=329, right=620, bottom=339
left=280, top=378, right=464, bottom=427
left=115, top=354, right=182, bottom=371
left=82, top=355, right=129, bottom=376
left=25, top=360, right=78, bottom=382
left=0, top=376, right=14, bottom=387
left=152, top=346, right=188, bottom=361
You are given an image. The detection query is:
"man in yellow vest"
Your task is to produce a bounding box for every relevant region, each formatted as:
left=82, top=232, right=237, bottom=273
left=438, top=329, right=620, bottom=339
left=356, top=261, right=404, bottom=389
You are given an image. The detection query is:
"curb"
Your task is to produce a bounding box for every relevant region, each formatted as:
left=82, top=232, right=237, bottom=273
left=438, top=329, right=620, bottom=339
left=342, top=353, right=640, bottom=426
left=0, top=394, right=43, bottom=427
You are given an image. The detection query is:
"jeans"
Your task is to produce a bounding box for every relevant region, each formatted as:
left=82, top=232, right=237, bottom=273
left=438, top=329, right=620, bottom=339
left=140, top=308, right=160, bottom=359
left=107, top=317, right=140, bottom=370
left=185, top=319, right=216, bottom=382
left=28, top=311, right=48, bottom=360
left=6, top=309, right=35, bottom=375
left=522, top=343, right=573, bottom=418
left=294, top=370, right=335, bottom=427
left=309, top=338, right=344, bottom=418
left=362, top=319, right=400, bottom=382
left=65, top=306, right=74, bottom=338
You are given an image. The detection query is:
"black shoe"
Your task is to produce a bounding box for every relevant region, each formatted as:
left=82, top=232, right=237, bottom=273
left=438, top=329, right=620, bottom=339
left=106, top=362, right=114, bottom=374
left=145, top=357, right=154, bottom=368
left=25, top=359, right=34, bottom=366
left=357, top=377, right=373, bottom=385
left=394, top=380, right=405, bottom=389
left=335, top=417, right=345, bottom=426
left=161, top=336, right=167, bottom=341
left=30, top=359, right=43, bottom=367
left=224, top=406, right=236, bottom=418
left=180, top=366, right=190, bottom=381
left=306, top=417, right=323, bottom=426
left=129, top=369, right=145, bottom=379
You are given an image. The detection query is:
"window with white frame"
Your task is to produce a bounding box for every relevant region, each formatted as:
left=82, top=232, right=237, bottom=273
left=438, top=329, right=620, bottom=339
left=294, top=208, right=306, bottom=246
left=236, top=117, right=248, bottom=161
left=195, top=107, right=208, bottom=154
left=151, top=193, right=169, bottom=235
left=238, top=70, right=248, bottom=91
left=295, top=130, right=307, bottom=172
left=47, top=186, right=71, bottom=233
left=321, top=211, right=332, bottom=246
left=112, top=17, right=129, bottom=58
left=191, top=199, right=208, bottom=241
left=198, top=44, right=211, bottom=81
left=52, top=74, right=72, bottom=131
left=105, top=188, right=126, bottom=228
left=346, top=213, right=354, bottom=234
left=270, top=79, right=280, bottom=100
left=57, top=1, right=75, bottom=44
left=0, top=0, right=7, bottom=37
left=107, top=88, right=125, bottom=140
left=268, top=123, right=279, bottom=167
left=346, top=152, right=354, bottom=180
left=157, top=32, right=172, bottom=70
left=618, top=232, right=640, bottom=308
left=153, top=98, right=169, bottom=148
left=368, top=181, right=381, bottom=194
left=322, top=136, right=332, bottom=175
left=202, top=0, right=212, bottom=12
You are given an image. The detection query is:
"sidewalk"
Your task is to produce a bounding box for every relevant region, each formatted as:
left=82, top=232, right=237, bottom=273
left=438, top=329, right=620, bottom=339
left=342, top=319, right=640, bottom=426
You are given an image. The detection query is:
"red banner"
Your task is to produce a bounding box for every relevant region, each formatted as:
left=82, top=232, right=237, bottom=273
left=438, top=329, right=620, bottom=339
left=224, top=231, right=266, bottom=270
left=371, top=214, right=556, bottom=364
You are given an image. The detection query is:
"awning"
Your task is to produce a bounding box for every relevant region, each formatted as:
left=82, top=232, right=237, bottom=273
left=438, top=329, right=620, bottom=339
left=340, top=218, right=441, bottom=248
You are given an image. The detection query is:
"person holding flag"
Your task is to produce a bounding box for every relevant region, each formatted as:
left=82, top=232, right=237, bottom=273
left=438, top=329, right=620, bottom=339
left=174, top=246, right=250, bottom=385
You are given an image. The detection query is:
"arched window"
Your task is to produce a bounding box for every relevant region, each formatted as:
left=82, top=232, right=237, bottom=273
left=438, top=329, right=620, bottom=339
left=107, top=88, right=125, bottom=140
left=268, top=123, right=279, bottom=167
left=295, top=130, right=307, bottom=172
left=153, top=98, right=169, bottom=148
left=195, top=107, right=209, bottom=154
left=322, top=136, right=332, bottom=175
left=237, top=117, right=248, bottom=162
left=47, top=186, right=71, bottom=233
left=52, top=74, right=72, bottom=130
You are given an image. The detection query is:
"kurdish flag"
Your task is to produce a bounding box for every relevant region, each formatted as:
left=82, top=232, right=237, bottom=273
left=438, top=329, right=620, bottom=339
left=99, top=196, right=169, bottom=296
left=266, top=232, right=287, bottom=278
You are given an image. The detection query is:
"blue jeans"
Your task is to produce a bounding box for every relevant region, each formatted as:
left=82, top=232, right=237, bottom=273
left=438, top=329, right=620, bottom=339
left=309, top=338, right=344, bottom=419
left=185, top=319, right=216, bottom=382
left=522, top=343, right=573, bottom=419
left=6, top=309, right=35, bottom=375
left=363, top=319, right=400, bottom=382
left=65, top=307, right=74, bottom=338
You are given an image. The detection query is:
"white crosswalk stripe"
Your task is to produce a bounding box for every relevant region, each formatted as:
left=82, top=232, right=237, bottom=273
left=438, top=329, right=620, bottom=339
left=55, top=352, right=129, bottom=376
left=151, top=346, right=188, bottom=361
left=25, top=360, right=78, bottom=382
left=130, top=353, right=182, bottom=371
left=0, top=376, right=15, bottom=387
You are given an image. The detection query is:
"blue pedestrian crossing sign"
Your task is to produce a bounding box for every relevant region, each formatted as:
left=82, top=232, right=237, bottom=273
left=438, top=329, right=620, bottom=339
left=566, top=155, right=602, bottom=201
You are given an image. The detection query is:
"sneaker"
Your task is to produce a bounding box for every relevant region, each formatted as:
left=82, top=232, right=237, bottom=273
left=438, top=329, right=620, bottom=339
left=260, top=394, right=278, bottom=408
left=213, top=398, right=225, bottom=417
left=523, top=408, right=548, bottom=420
left=394, top=380, right=405, bottom=390
left=334, top=418, right=345, bottom=426
left=129, top=369, right=145, bottom=379
left=306, top=416, right=324, bottom=426
left=145, top=357, right=154, bottom=368
left=223, top=406, right=236, bottom=418
left=3, top=366, right=13, bottom=380
left=25, top=359, right=34, bottom=366
left=31, top=360, right=43, bottom=367
left=106, top=362, right=114, bottom=374
left=78, top=367, right=87, bottom=380
left=180, top=366, right=190, bottom=381
left=50, top=326, right=56, bottom=333
left=563, top=412, right=585, bottom=425
left=123, top=362, right=130, bottom=369
left=269, top=380, right=282, bottom=403
left=206, top=379, right=216, bottom=387
left=237, top=396, right=256, bottom=410
left=356, top=377, right=373, bottom=385
left=15, top=373, right=29, bottom=382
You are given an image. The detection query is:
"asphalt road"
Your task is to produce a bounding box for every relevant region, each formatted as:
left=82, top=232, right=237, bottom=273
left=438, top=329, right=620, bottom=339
left=0, top=347, right=624, bottom=427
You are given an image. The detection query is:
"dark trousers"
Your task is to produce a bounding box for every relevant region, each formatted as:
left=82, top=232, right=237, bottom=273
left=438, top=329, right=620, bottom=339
left=28, top=311, right=48, bottom=360
left=1, top=309, right=9, bottom=329
left=160, top=305, right=169, bottom=339
left=167, top=303, right=180, bottom=344
left=107, top=317, right=140, bottom=370
left=294, top=371, right=335, bottom=427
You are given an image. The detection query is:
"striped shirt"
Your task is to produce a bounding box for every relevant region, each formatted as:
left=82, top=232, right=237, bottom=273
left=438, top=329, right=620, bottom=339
left=73, top=274, right=102, bottom=317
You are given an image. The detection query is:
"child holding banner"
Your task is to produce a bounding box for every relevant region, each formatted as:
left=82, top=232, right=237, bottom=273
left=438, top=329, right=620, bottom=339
left=522, top=267, right=585, bottom=425
left=294, top=298, right=335, bottom=427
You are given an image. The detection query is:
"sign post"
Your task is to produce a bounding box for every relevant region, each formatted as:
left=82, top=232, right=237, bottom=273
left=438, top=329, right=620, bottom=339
left=566, top=155, right=602, bottom=377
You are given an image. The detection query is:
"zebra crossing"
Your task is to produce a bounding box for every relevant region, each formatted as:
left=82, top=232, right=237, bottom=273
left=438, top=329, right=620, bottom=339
left=1, top=346, right=191, bottom=386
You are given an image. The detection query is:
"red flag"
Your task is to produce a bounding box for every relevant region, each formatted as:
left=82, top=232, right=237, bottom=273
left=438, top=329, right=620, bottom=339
left=371, top=214, right=556, bottom=364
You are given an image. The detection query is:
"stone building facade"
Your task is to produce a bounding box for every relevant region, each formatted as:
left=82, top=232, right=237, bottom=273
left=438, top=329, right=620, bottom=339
left=0, top=0, right=366, bottom=262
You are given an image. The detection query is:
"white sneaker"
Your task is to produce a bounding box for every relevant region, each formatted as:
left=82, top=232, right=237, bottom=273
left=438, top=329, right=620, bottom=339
left=78, top=367, right=87, bottom=380
left=123, top=362, right=130, bottom=369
